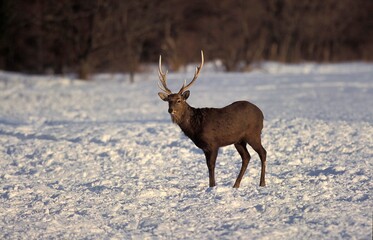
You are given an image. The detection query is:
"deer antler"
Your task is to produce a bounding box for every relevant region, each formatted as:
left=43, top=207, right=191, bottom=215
left=178, top=50, right=204, bottom=94
left=158, top=55, right=172, bottom=95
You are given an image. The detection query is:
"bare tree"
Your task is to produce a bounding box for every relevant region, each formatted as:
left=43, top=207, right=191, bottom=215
left=1, top=0, right=372, bottom=75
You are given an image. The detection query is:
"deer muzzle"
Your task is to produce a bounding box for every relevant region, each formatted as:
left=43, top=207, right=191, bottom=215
left=168, top=108, right=175, bottom=115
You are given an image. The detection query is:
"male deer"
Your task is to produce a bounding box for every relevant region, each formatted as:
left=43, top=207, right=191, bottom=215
left=158, top=51, right=266, bottom=188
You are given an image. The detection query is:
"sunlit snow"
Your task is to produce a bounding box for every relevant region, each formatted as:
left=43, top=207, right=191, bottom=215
left=0, top=62, right=372, bottom=239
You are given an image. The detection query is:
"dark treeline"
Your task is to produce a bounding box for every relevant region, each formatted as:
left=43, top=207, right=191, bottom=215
left=0, top=0, right=372, bottom=80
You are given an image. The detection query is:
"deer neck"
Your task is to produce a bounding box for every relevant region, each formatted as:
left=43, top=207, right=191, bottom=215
left=177, top=105, right=201, bottom=138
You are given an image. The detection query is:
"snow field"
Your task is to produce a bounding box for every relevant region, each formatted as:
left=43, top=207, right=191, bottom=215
left=0, top=62, right=372, bottom=239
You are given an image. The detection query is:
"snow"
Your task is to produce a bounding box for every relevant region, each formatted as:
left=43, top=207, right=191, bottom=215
left=0, top=62, right=372, bottom=239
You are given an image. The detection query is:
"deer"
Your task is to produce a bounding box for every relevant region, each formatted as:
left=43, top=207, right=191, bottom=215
left=157, top=50, right=266, bottom=188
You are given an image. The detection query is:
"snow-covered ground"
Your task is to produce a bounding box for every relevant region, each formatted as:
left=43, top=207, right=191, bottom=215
left=0, top=62, right=372, bottom=239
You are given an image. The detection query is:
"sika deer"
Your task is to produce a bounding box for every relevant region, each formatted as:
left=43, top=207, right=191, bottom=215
left=158, top=51, right=266, bottom=188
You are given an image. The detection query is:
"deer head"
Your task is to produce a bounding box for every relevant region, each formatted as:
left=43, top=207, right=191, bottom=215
left=158, top=50, right=204, bottom=123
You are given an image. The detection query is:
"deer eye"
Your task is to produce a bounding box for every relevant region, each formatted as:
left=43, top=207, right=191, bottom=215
left=176, top=99, right=182, bottom=104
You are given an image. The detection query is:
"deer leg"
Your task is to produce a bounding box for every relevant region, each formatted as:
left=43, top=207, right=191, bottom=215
left=233, top=142, right=251, bottom=188
left=204, top=149, right=218, bottom=187
left=258, top=146, right=267, bottom=187
left=249, top=140, right=267, bottom=187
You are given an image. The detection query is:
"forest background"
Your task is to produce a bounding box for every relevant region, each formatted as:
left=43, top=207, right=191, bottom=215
left=0, top=0, right=372, bottom=80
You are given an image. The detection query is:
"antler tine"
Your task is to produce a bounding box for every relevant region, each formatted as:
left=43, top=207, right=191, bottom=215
left=179, top=50, right=204, bottom=94
left=158, top=55, right=172, bottom=94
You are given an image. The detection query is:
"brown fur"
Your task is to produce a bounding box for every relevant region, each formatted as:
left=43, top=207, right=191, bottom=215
left=159, top=91, right=267, bottom=188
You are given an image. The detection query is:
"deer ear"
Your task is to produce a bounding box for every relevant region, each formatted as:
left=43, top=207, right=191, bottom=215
left=182, top=90, right=190, bottom=100
left=158, top=92, right=169, bottom=101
